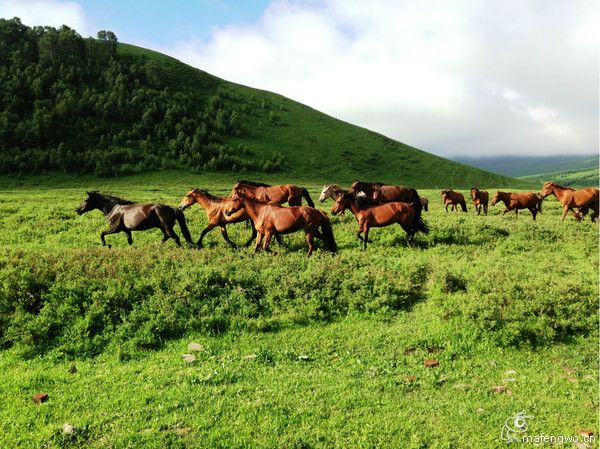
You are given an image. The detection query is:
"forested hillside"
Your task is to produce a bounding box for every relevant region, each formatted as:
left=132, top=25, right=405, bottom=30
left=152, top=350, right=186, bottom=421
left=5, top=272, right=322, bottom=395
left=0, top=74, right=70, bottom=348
left=0, top=18, right=280, bottom=176
left=0, top=18, right=523, bottom=187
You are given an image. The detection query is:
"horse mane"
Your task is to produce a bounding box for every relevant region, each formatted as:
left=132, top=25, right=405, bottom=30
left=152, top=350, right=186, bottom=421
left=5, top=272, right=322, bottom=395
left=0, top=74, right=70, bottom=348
left=355, top=181, right=385, bottom=188
left=89, top=191, right=134, bottom=205
left=237, top=180, right=272, bottom=187
left=193, top=188, right=225, bottom=202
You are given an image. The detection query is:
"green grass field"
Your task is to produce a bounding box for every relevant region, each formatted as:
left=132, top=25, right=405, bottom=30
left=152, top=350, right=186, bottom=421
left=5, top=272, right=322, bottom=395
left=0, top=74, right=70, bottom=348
left=0, top=172, right=597, bottom=448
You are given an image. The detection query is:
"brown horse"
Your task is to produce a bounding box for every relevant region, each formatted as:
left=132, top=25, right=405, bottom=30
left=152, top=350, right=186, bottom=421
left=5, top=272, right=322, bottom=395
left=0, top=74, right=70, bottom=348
left=178, top=188, right=257, bottom=248
left=76, top=191, right=193, bottom=247
left=539, top=181, right=599, bottom=221
left=349, top=180, right=416, bottom=203
left=491, top=191, right=542, bottom=220
left=331, top=190, right=428, bottom=250
left=230, top=180, right=315, bottom=207
left=441, top=190, right=467, bottom=212
left=224, top=195, right=336, bottom=257
left=470, top=187, right=489, bottom=215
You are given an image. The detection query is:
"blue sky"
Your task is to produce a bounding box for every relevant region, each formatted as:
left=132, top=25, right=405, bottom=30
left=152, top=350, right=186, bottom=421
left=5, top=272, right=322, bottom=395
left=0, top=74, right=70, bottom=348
left=0, top=0, right=597, bottom=156
left=77, top=0, right=270, bottom=45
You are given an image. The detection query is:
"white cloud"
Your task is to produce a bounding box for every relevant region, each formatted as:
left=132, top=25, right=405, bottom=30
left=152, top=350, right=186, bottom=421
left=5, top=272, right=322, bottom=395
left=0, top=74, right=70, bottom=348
left=164, top=0, right=598, bottom=157
left=0, top=0, right=94, bottom=36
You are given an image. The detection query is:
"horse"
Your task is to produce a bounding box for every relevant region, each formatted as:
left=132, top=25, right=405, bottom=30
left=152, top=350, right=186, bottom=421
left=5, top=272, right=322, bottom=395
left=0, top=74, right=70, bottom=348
left=319, top=184, right=348, bottom=202
left=420, top=196, right=429, bottom=212
left=539, top=181, right=599, bottom=222
left=76, top=191, right=193, bottom=247
left=441, top=190, right=467, bottom=212
left=224, top=194, right=336, bottom=257
left=178, top=188, right=257, bottom=248
left=230, top=180, right=315, bottom=207
left=470, top=187, right=489, bottom=215
left=349, top=180, right=415, bottom=203
left=491, top=191, right=542, bottom=220
left=331, top=190, right=428, bottom=250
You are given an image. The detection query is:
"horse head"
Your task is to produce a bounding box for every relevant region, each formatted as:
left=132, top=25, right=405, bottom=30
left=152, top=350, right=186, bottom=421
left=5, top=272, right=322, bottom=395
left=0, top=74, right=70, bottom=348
left=539, top=181, right=555, bottom=198
left=491, top=191, right=502, bottom=206
left=76, top=191, right=98, bottom=215
left=178, top=189, right=198, bottom=210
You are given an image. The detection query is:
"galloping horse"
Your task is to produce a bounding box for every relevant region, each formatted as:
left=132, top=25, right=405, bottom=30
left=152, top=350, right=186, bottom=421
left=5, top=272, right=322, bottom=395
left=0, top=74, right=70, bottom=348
left=76, top=191, right=193, bottom=247
left=224, top=194, right=336, bottom=257
left=178, top=188, right=256, bottom=248
left=539, top=181, right=599, bottom=222
left=491, top=191, right=542, bottom=220
left=441, top=190, right=467, bottom=212
left=319, top=184, right=348, bottom=203
left=350, top=180, right=419, bottom=203
left=470, top=187, right=489, bottom=215
left=230, top=180, right=315, bottom=207
left=331, top=190, right=428, bottom=250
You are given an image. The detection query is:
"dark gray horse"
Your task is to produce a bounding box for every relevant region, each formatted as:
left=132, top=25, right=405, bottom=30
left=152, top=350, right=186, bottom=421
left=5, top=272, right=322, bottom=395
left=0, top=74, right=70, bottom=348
left=76, top=191, right=193, bottom=247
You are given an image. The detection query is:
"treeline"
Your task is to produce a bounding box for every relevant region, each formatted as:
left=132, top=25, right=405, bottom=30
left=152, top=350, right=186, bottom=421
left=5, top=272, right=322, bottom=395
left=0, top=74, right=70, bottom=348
left=0, top=18, right=285, bottom=176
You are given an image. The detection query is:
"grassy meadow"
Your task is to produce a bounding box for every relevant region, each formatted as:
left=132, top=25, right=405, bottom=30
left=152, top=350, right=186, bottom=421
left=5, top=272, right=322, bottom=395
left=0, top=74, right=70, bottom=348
left=0, top=172, right=597, bottom=448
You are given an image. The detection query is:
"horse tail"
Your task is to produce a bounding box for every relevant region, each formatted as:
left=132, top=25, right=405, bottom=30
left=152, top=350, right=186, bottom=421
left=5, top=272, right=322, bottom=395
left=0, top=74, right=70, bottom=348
left=409, top=188, right=422, bottom=214
left=175, top=209, right=194, bottom=244
left=460, top=199, right=467, bottom=212
left=301, top=187, right=315, bottom=208
left=409, top=188, right=429, bottom=234
left=318, top=211, right=337, bottom=252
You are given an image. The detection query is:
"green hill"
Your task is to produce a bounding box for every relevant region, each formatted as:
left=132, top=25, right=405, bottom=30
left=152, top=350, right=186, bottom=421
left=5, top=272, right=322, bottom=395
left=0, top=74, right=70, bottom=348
left=520, top=166, right=599, bottom=188
left=0, top=18, right=525, bottom=187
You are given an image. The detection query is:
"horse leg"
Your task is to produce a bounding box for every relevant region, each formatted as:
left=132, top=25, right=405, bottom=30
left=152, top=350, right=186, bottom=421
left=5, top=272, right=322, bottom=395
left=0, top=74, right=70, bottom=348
left=124, top=229, right=133, bottom=245
left=220, top=226, right=237, bottom=248
left=167, top=226, right=181, bottom=246
left=305, top=232, right=315, bottom=257
left=243, top=224, right=257, bottom=247
left=590, top=205, right=599, bottom=222
left=161, top=230, right=170, bottom=243
left=254, top=233, right=264, bottom=254
left=263, top=232, right=277, bottom=255
left=400, top=222, right=414, bottom=246
left=363, top=225, right=370, bottom=250
left=197, top=223, right=217, bottom=248
left=529, top=207, right=537, bottom=220
left=275, top=234, right=288, bottom=247
left=100, top=228, right=119, bottom=248
left=560, top=206, right=570, bottom=221
left=501, top=208, right=509, bottom=215
left=445, top=203, right=449, bottom=212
